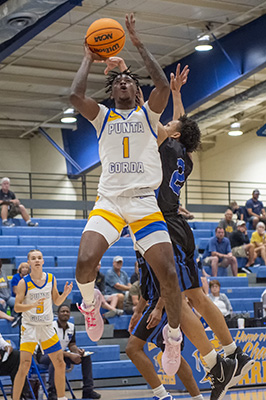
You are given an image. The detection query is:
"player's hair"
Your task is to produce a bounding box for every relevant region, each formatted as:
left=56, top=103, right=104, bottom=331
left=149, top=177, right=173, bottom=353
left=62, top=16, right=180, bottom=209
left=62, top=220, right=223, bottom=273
left=209, top=279, right=220, bottom=289
left=105, top=68, right=140, bottom=94
left=27, top=249, right=43, bottom=260
left=178, top=115, right=201, bottom=153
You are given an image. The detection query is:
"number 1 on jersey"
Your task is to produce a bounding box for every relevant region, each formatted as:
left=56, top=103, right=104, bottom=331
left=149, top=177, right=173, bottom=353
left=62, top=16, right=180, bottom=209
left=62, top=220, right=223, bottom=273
left=123, top=137, right=129, bottom=158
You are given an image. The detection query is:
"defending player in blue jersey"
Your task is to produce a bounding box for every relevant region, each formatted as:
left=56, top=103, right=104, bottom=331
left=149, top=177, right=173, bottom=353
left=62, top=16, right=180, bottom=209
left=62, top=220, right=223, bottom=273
left=70, top=13, right=183, bottom=373
left=105, top=59, right=254, bottom=400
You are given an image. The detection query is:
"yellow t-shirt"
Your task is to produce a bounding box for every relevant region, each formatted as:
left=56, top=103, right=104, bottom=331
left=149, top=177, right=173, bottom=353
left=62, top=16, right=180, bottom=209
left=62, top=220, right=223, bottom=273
left=251, top=231, right=266, bottom=247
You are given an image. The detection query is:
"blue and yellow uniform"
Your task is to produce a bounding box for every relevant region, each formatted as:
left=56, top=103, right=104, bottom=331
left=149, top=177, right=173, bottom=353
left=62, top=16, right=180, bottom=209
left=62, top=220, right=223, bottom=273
left=20, top=273, right=61, bottom=355
left=84, top=101, right=171, bottom=255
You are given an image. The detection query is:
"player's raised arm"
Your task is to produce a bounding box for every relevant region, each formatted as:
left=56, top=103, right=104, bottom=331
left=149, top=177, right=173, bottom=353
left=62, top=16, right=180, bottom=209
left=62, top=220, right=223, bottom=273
left=70, top=44, right=104, bottom=121
left=52, top=278, right=73, bottom=306
left=125, top=13, right=170, bottom=114
left=171, top=63, right=189, bottom=120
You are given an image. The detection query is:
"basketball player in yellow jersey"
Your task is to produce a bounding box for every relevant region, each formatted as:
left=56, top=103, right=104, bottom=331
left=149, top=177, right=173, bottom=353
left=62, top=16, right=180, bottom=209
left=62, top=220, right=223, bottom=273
left=12, top=250, right=73, bottom=400
left=70, top=13, right=182, bottom=372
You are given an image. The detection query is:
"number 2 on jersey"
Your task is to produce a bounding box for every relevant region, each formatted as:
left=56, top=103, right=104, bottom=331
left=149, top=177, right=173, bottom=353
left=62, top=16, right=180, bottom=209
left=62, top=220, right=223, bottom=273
left=123, top=137, right=129, bottom=158
left=169, top=158, right=185, bottom=196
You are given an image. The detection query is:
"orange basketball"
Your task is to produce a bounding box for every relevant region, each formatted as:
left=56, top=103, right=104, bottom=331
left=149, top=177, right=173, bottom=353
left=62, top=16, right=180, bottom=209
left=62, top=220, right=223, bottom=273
left=86, top=18, right=125, bottom=58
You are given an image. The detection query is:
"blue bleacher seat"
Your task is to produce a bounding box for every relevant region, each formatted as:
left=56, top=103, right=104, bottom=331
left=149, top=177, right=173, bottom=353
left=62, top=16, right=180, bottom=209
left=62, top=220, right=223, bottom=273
left=105, top=246, right=135, bottom=257
left=19, top=236, right=81, bottom=246
left=0, top=320, right=19, bottom=334
left=209, top=276, right=249, bottom=287
left=192, top=230, right=212, bottom=239
left=194, top=222, right=218, bottom=230
left=56, top=256, right=77, bottom=267
left=223, top=287, right=265, bottom=299
left=30, top=219, right=87, bottom=228
left=256, top=266, right=266, bottom=278
left=2, top=227, right=83, bottom=237
left=105, top=315, right=132, bottom=330
left=101, top=256, right=136, bottom=267
left=198, top=238, right=210, bottom=251
left=44, top=267, right=75, bottom=279
left=83, top=345, right=120, bottom=362
left=0, top=236, right=18, bottom=245
left=0, top=245, right=34, bottom=259
left=38, top=246, right=79, bottom=257
left=75, top=331, right=96, bottom=347
left=204, top=266, right=228, bottom=276
left=230, top=298, right=259, bottom=313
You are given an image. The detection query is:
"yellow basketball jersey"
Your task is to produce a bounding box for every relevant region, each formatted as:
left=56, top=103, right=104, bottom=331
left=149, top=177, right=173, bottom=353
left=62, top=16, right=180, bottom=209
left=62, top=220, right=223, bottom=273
left=91, top=102, right=162, bottom=197
left=22, top=273, right=54, bottom=325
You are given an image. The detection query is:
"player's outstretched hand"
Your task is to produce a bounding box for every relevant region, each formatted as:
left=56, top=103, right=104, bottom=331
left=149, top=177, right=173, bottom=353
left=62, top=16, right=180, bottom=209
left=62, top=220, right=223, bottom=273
left=125, top=13, right=142, bottom=47
left=64, top=281, right=73, bottom=296
left=104, top=56, right=128, bottom=75
left=170, top=63, right=189, bottom=93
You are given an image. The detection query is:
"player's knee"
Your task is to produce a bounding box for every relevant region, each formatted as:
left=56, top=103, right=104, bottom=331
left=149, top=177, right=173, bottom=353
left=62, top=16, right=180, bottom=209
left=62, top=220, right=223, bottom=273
left=19, top=359, right=31, bottom=375
left=53, top=356, right=65, bottom=371
left=76, top=249, right=98, bottom=274
left=126, top=340, right=140, bottom=360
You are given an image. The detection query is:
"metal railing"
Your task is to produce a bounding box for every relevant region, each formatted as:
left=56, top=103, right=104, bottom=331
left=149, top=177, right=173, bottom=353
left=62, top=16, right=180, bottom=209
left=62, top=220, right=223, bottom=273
left=1, top=171, right=265, bottom=220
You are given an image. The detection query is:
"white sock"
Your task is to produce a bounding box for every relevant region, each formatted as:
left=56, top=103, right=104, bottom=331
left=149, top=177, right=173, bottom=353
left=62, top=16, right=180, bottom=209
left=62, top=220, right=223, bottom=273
left=26, top=219, right=31, bottom=224
left=76, top=280, right=95, bottom=305
left=203, top=349, right=217, bottom=371
left=58, top=397, right=67, bottom=400
left=192, top=395, right=204, bottom=400
left=223, top=342, right=237, bottom=357
left=2, top=219, right=7, bottom=223
left=168, top=324, right=182, bottom=340
left=153, top=384, right=168, bottom=398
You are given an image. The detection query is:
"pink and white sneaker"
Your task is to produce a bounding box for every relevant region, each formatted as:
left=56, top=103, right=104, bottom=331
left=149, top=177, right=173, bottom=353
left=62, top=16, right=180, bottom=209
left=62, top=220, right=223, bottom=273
left=161, top=325, right=182, bottom=376
left=77, top=288, right=104, bottom=342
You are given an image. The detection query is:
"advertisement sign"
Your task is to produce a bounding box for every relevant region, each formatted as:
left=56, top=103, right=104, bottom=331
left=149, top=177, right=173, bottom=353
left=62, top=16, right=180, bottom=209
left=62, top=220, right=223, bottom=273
left=145, top=328, right=266, bottom=390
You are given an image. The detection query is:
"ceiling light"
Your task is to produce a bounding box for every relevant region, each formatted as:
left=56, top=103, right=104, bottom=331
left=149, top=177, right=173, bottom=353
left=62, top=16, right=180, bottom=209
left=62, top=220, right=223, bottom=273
left=195, top=35, right=213, bottom=52
left=228, top=122, right=243, bottom=136
left=61, top=116, right=77, bottom=124
left=64, top=108, right=75, bottom=114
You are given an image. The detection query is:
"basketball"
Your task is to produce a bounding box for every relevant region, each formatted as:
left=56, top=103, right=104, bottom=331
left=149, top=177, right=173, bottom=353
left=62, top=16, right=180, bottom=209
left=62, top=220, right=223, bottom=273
left=86, top=18, right=125, bottom=58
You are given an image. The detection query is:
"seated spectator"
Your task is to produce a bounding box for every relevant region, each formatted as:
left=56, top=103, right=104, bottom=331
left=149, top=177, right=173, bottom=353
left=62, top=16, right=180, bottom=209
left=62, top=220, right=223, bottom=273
left=229, top=220, right=255, bottom=272
left=202, top=227, right=238, bottom=276
left=219, top=209, right=236, bottom=238
left=0, top=177, right=38, bottom=227
left=178, top=205, right=194, bottom=220
left=130, top=261, right=139, bottom=284
left=229, top=201, right=248, bottom=221
left=251, top=222, right=266, bottom=265
left=0, top=334, right=29, bottom=398
left=123, top=280, right=141, bottom=315
left=261, top=288, right=266, bottom=317
left=0, top=259, right=15, bottom=314
left=245, top=189, right=266, bottom=229
left=208, top=280, right=233, bottom=323
left=95, top=262, right=123, bottom=318
left=38, top=304, right=101, bottom=400
left=105, top=256, right=131, bottom=309
left=11, top=262, right=30, bottom=297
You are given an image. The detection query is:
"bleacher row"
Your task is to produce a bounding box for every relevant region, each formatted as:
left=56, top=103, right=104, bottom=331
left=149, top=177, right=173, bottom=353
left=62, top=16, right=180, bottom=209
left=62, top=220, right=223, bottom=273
left=0, top=218, right=265, bottom=385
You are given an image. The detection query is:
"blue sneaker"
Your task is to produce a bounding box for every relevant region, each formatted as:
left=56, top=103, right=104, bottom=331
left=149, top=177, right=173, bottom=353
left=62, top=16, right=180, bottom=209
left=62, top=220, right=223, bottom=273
left=153, top=395, right=173, bottom=400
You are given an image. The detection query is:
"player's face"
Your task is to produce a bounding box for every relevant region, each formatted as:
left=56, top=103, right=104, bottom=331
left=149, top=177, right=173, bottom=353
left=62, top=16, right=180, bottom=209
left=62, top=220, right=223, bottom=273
left=112, top=74, right=137, bottom=103
left=165, top=120, right=181, bottom=139
left=58, top=306, right=70, bottom=322
left=28, top=251, right=44, bottom=270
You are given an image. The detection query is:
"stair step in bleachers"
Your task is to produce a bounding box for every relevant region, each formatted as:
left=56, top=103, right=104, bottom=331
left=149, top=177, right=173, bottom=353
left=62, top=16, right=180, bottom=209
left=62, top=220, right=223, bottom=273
left=1, top=227, right=83, bottom=237
left=98, top=338, right=129, bottom=353
left=38, top=246, right=79, bottom=257
left=223, top=287, right=265, bottom=299
left=0, top=236, right=18, bottom=245
left=0, top=245, right=34, bottom=258
left=67, top=360, right=141, bottom=381
left=209, top=277, right=249, bottom=287
left=105, top=246, right=135, bottom=257
left=45, top=267, right=75, bottom=279
left=230, top=298, right=259, bottom=312
left=192, top=230, right=213, bottom=239
left=84, top=345, right=121, bottom=362
left=19, top=236, right=81, bottom=246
